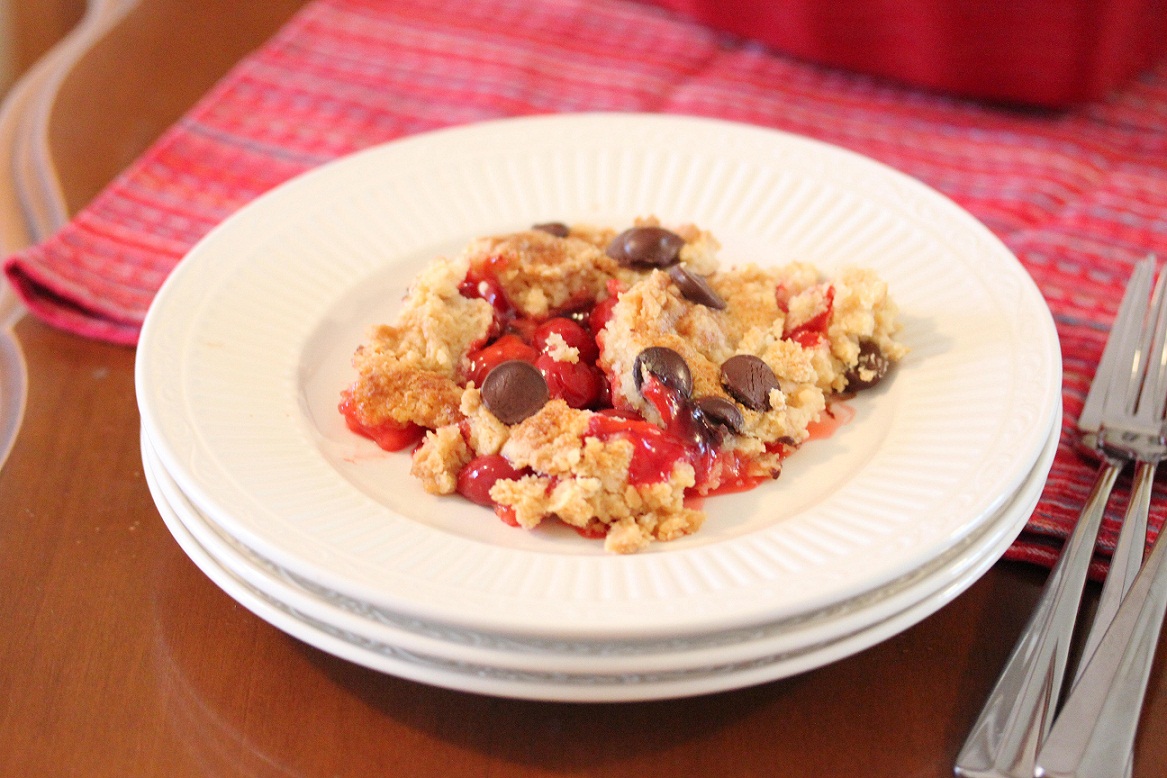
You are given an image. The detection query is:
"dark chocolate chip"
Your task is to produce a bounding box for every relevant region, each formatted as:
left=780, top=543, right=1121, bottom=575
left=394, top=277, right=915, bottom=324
left=695, top=396, right=745, bottom=434
left=533, top=222, right=570, bottom=238
left=605, top=226, right=685, bottom=268
left=720, top=354, right=780, bottom=411
left=668, top=265, right=726, bottom=310
left=632, top=346, right=693, bottom=397
left=844, top=340, right=890, bottom=391
left=482, top=360, right=549, bottom=425
left=674, top=402, right=722, bottom=451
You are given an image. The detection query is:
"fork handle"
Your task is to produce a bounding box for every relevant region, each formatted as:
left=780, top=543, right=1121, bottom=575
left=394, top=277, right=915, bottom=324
left=955, top=460, right=1121, bottom=778
left=1034, top=492, right=1167, bottom=778
left=1074, top=459, right=1153, bottom=683
left=1066, top=460, right=1152, bottom=778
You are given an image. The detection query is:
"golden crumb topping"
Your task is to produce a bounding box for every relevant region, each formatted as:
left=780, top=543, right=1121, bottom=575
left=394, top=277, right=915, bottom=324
left=344, top=219, right=906, bottom=553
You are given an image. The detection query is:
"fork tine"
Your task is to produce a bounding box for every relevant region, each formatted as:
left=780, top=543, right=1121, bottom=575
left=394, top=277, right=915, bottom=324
left=1081, top=256, right=1154, bottom=433
left=1134, top=254, right=1166, bottom=423
left=1073, top=261, right=1163, bottom=686
left=1096, top=260, right=1152, bottom=419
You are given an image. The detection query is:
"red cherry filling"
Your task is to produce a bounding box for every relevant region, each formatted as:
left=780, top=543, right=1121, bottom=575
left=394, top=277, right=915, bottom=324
left=504, top=317, right=540, bottom=343
left=456, top=454, right=525, bottom=506
left=806, top=401, right=856, bottom=441
left=495, top=505, right=521, bottom=527
left=589, top=279, right=625, bottom=336
left=351, top=256, right=800, bottom=535
left=338, top=392, right=425, bottom=451
left=459, top=255, right=514, bottom=317
left=536, top=354, right=602, bottom=409
left=637, top=375, right=721, bottom=485
left=586, top=413, right=693, bottom=485
left=587, top=407, right=764, bottom=493
left=569, top=520, right=609, bottom=539
left=533, top=317, right=599, bottom=362
left=784, top=286, right=835, bottom=348
left=614, top=375, right=783, bottom=494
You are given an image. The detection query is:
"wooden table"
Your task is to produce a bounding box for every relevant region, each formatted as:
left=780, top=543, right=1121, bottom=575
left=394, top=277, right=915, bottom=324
left=2, top=3, right=1166, bottom=776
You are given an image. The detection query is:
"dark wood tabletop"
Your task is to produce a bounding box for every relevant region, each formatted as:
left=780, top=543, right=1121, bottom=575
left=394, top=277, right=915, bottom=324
left=2, top=2, right=1166, bottom=776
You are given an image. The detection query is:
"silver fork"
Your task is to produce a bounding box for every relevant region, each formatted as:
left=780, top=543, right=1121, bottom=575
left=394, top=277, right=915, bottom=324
left=1035, top=257, right=1167, bottom=777
left=954, top=255, right=1157, bottom=778
left=1077, top=257, right=1166, bottom=675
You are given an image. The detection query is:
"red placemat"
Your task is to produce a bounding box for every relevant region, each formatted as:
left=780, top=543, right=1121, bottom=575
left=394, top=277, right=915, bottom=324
left=6, top=0, right=1167, bottom=574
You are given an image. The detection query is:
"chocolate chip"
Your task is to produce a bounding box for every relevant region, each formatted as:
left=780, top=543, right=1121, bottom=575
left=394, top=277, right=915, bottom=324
left=845, top=340, right=890, bottom=391
left=674, top=402, right=722, bottom=451
left=482, top=361, right=549, bottom=425
left=605, top=226, right=685, bottom=268
left=533, top=222, right=570, bottom=238
left=695, top=396, right=745, bottom=434
left=633, top=347, right=692, bottom=397
left=720, top=355, right=780, bottom=411
left=668, top=265, right=726, bottom=310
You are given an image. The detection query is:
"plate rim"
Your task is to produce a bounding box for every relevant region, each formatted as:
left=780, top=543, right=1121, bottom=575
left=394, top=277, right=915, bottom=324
left=144, top=416, right=1053, bottom=702
left=135, top=112, right=1062, bottom=640
left=143, top=404, right=1057, bottom=676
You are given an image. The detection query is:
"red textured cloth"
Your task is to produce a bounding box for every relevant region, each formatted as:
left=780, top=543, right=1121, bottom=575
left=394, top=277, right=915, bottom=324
left=5, top=0, right=1167, bottom=574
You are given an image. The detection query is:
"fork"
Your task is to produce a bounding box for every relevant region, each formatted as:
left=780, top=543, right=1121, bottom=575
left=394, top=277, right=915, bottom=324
left=1035, top=258, right=1167, bottom=777
left=954, top=255, right=1157, bottom=778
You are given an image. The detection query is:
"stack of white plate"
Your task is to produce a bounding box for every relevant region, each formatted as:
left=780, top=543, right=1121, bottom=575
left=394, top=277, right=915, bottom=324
left=136, top=114, right=1063, bottom=702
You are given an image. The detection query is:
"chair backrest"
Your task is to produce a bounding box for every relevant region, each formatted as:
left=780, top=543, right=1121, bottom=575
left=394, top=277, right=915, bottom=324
left=0, top=0, right=305, bottom=472
left=0, top=0, right=136, bottom=472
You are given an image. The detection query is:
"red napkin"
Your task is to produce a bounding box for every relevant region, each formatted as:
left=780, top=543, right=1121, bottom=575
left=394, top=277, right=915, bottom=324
left=6, top=0, right=1167, bottom=574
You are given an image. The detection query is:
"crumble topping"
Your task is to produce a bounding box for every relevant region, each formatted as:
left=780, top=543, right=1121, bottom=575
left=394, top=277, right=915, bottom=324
left=341, top=220, right=907, bottom=553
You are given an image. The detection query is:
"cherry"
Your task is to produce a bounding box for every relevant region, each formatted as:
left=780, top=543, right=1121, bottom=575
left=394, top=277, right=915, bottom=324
left=569, top=520, right=608, bottom=539
left=495, top=505, right=521, bottom=527
left=459, top=255, right=513, bottom=313
left=459, top=271, right=512, bottom=317
left=535, top=354, right=601, bottom=409
left=532, top=317, right=599, bottom=363
left=774, top=283, right=791, bottom=313
left=456, top=454, right=524, bottom=507
left=784, top=286, right=835, bottom=347
left=589, top=279, right=625, bottom=337
left=589, top=295, right=619, bottom=337
left=367, top=421, right=424, bottom=451
left=586, top=413, right=691, bottom=485
left=466, top=335, right=538, bottom=386
left=790, top=330, right=826, bottom=348
left=338, top=393, right=425, bottom=452
left=505, top=317, right=540, bottom=343
left=594, top=369, right=612, bottom=408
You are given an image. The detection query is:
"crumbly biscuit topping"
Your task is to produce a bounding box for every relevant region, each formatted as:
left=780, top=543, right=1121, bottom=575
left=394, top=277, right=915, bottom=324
left=342, top=220, right=906, bottom=553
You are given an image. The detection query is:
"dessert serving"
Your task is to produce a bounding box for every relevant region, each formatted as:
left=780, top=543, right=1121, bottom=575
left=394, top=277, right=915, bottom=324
left=339, top=219, right=907, bottom=553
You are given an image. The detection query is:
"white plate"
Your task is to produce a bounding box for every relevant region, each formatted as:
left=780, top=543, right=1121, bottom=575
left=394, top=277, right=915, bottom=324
left=144, top=415, right=1055, bottom=701
left=135, top=113, right=1062, bottom=641
left=143, top=408, right=1056, bottom=679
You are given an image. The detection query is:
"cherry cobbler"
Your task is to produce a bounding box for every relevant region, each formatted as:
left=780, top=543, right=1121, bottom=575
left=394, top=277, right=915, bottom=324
left=339, top=219, right=906, bottom=553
